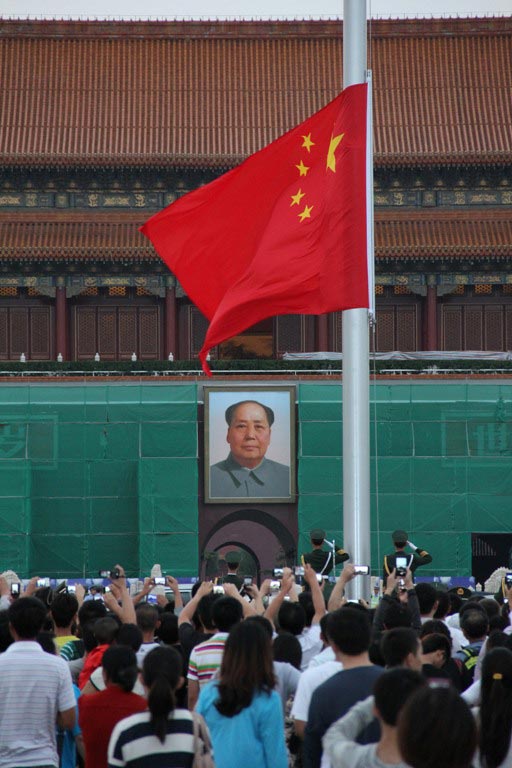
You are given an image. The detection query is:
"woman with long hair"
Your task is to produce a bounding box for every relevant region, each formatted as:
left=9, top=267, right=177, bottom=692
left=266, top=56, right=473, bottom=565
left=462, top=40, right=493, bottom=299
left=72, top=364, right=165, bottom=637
left=474, top=647, right=512, bottom=768
left=196, top=620, right=288, bottom=768
left=108, top=645, right=209, bottom=767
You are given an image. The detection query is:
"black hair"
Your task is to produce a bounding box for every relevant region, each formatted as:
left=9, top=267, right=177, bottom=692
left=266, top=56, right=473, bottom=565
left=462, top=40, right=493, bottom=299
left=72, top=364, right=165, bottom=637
left=398, top=685, right=477, bottom=768
left=421, top=633, right=452, bottom=662
left=216, top=621, right=275, bottom=717
left=197, top=594, right=219, bottom=631
left=479, top=648, right=512, bottom=768
left=82, top=621, right=100, bottom=653
left=143, top=646, right=183, bottom=743
left=433, top=591, right=450, bottom=620
left=381, top=599, right=413, bottom=630
left=156, top=613, right=179, bottom=646
left=273, top=631, right=302, bottom=670
left=135, top=603, right=160, bottom=632
left=298, top=592, right=315, bottom=627
left=93, top=616, right=120, bottom=645
left=326, top=608, right=371, bottom=656
left=102, top=645, right=139, bottom=693
left=116, top=622, right=143, bottom=652
left=374, top=668, right=425, bottom=726
left=244, top=614, right=273, bottom=639
left=486, top=630, right=509, bottom=651
left=489, top=614, right=510, bottom=633
left=224, top=400, right=274, bottom=427
left=212, top=596, right=243, bottom=633
left=8, top=597, right=47, bottom=639
left=50, top=592, right=79, bottom=628
left=415, top=583, right=439, bottom=615
left=277, top=602, right=306, bottom=637
left=37, top=630, right=57, bottom=655
left=0, top=611, right=13, bottom=652
left=380, top=627, right=420, bottom=668
left=78, top=598, right=107, bottom=628
left=419, top=620, right=452, bottom=648
left=460, top=610, right=489, bottom=641
left=479, top=598, right=501, bottom=621
left=311, top=538, right=324, bottom=546
left=394, top=541, right=407, bottom=549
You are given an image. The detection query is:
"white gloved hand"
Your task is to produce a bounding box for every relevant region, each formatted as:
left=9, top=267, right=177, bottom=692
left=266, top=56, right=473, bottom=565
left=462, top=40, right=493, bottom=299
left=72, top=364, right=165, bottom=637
left=407, top=540, right=418, bottom=551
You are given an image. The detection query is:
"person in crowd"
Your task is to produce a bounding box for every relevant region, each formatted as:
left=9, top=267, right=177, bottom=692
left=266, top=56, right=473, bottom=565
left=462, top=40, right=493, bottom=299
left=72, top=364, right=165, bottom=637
left=455, top=609, right=489, bottom=689
left=108, top=645, right=202, bottom=767
left=79, top=615, right=120, bottom=689
left=380, top=627, right=423, bottom=671
left=134, top=603, right=161, bottom=665
left=178, top=580, right=218, bottom=666
left=266, top=565, right=325, bottom=669
left=79, top=645, right=147, bottom=768
left=221, top=550, right=244, bottom=590
left=420, top=633, right=453, bottom=683
left=383, top=530, right=432, bottom=586
left=433, top=589, right=466, bottom=653
left=397, top=684, right=477, bottom=768
left=301, top=528, right=349, bottom=576
left=415, top=583, right=440, bottom=623
left=303, top=607, right=384, bottom=768
left=187, top=594, right=244, bottom=709
left=196, top=619, right=288, bottom=768
left=60, top=596, right=107, bottom=664
left=419, top=621, right=464, bottom=689
left=0, top=596, right=76, bottom=768
left=473, top=647, right=512, bottom=768
left=273, top=631, right=303, bottom=671
left=371, top=568, right=421, bottom=651
left=82, top=623, right=146, bottom=697
left=323, top=668, right=426, bottom=768
left=50, top=590, right=81, bottom=653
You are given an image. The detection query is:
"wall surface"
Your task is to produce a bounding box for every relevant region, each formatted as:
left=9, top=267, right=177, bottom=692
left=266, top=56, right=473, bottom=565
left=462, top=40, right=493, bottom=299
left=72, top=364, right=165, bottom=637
left=1, top=378, right=511, bottom=578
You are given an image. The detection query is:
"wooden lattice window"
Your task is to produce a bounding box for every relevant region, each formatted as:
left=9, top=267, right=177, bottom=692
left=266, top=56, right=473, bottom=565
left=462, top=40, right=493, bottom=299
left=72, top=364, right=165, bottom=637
left=136, top=287, right=151, bottom=296
left=393, top=285, right=411, bottom=295
left=503, top=285, right=512, bottom=295
left=82, top=287, right=99, bottom=296
left=452, top=285, right=465, bottom=295
left=0, top=287, right=17, bottom=296
left=375, top=285, right=384, bottom=295
left=108, top=286, right=126, bottom=296
left=474, top=284, right=492, bottom=295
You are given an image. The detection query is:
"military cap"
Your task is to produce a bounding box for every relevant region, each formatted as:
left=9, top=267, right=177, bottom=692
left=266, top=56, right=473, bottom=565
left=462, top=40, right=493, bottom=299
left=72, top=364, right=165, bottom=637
left=448, top=586, right=473, bottom=599
left=225, top=550, right=241, bottom=565
left=392, top=529, right=408, bottom=544
left=310, top=528, right=326, bottom=540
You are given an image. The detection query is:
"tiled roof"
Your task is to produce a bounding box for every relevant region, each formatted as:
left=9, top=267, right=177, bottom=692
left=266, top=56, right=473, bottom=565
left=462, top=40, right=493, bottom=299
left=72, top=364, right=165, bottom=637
left=0, top=18, right=511, bottom=168
left=1, top=210, right=510, bottom=262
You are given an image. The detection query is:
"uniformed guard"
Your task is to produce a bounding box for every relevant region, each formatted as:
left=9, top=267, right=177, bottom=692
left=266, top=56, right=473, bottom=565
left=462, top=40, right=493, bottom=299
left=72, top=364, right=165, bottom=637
left=301, top=528, right=349, bottom=576
left=221, top=550, right=244, bottom=590
left=383, top=529, right=432, bottom=585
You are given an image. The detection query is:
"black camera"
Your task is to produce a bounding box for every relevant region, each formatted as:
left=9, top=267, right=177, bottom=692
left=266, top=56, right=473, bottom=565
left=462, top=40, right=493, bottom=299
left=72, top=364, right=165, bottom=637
left=98, top=568, right=121, bottom=579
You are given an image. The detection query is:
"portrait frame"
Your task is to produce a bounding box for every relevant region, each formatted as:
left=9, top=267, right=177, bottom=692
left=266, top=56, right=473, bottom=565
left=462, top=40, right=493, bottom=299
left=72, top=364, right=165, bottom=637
left=204, top=385, right=296, bottom=504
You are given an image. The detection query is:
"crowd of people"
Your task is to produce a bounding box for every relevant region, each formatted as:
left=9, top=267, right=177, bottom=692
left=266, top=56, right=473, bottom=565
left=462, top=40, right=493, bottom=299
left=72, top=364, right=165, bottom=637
left=1, top=533, right=512, bottom=768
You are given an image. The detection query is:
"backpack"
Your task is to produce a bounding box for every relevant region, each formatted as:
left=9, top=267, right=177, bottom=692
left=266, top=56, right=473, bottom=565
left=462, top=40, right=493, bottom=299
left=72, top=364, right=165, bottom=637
left=191, top=712, right=216, bottom=768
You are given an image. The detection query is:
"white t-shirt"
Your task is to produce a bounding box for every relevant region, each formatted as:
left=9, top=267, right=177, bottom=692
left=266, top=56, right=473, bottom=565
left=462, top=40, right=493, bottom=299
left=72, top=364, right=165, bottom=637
left=291, top=659, right=343, bottom=722
left=299, top=624, right=324, bottom=670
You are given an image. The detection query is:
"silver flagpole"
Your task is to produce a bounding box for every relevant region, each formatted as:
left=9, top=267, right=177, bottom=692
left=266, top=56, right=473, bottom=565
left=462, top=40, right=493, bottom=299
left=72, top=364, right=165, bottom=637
left=342, top=0, right=372, bottom=600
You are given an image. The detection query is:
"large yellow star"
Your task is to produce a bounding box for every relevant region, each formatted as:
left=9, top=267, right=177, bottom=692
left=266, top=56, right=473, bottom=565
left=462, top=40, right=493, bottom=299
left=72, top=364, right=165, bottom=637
left=301, top=133, right=315, bottom=153
left=296, top=160, right=310, bottom=177
left=326, top=133, right=345, bottom=172
left=298, top=204, right=314, bottom=222
left=290, top=189, right=305, bottom=207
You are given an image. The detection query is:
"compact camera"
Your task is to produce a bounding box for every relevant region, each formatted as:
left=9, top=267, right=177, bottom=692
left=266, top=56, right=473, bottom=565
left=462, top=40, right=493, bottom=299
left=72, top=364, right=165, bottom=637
left=37, top=578, right=50, bottom=588
left=98, top=568, right=121, bottom=579
left=353, top=565, right=370, bottom=575
left=273, top=568, right=284, bottom=578
left=154, top=577, right=166, bottom=586
left=213, top=585, right=225, bottom=595
left=269, top=580, right=281, bottom=591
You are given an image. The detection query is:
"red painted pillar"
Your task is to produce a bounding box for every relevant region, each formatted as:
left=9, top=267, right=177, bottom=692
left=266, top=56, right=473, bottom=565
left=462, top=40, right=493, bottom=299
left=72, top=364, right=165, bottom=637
left=426, top=278, right=438, bottom=351
left=315, top=314, right=329, bottom=352
left=164, top=278, right=177, bottom=360
left=55, top=278, right=68, bottom=360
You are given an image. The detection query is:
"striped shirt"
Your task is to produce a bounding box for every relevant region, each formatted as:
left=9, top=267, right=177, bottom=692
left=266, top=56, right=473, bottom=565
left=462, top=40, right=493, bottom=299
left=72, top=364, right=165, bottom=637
left=187, top=632, right=228, bottom=688
left=108, top=709, right=195, bottom=768
left=0, top=641, right=76, bottom=768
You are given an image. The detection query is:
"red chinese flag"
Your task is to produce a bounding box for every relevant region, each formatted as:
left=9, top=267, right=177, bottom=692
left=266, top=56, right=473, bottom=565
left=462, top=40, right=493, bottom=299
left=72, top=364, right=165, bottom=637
left=141, top=83, right=369, bottom=374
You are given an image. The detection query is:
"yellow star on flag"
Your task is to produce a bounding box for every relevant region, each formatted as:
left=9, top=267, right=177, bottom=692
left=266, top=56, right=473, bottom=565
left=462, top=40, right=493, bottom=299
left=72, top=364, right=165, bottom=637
left=290, top=189, right=305, bottom=207
left=301, top=133, right=315, bottom=152
left=326, top=133, right=345, bottom=172
left=298, top=204, right=314, bottom=222
left=296, top=160, right=310, bottom=177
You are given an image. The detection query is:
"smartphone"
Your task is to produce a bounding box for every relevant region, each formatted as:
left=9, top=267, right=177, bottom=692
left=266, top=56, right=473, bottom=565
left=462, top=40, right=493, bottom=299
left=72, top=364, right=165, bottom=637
left=98, top=568, right=121, bottom=579
left=353, top=565, right=370, bottom=575
left=505, top=572, right=512, bottom=586
left=67, top=585, right=76, bottom=593
left=243, top=577, right=253, bottom=586
left=273, top=568, right=284, bottom=578
left=395, top=556, right=408, bottom=569
left=213, top=585, right=225, bottom=595
left=269, top=580, right=281, bottom=590
left=294, top=566, right=305, bottom=576
left=154, top=577, right=166, bottom=586
left=11, top=583, right=20, bottom=596
left=37, top=578, right=50, bottom=588
left=104, top=586, right=111, bottom=593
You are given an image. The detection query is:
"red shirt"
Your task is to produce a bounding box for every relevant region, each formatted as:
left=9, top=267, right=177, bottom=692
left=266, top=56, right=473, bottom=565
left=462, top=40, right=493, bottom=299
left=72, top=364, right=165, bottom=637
left=79, top=685, right=147, bottom=768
